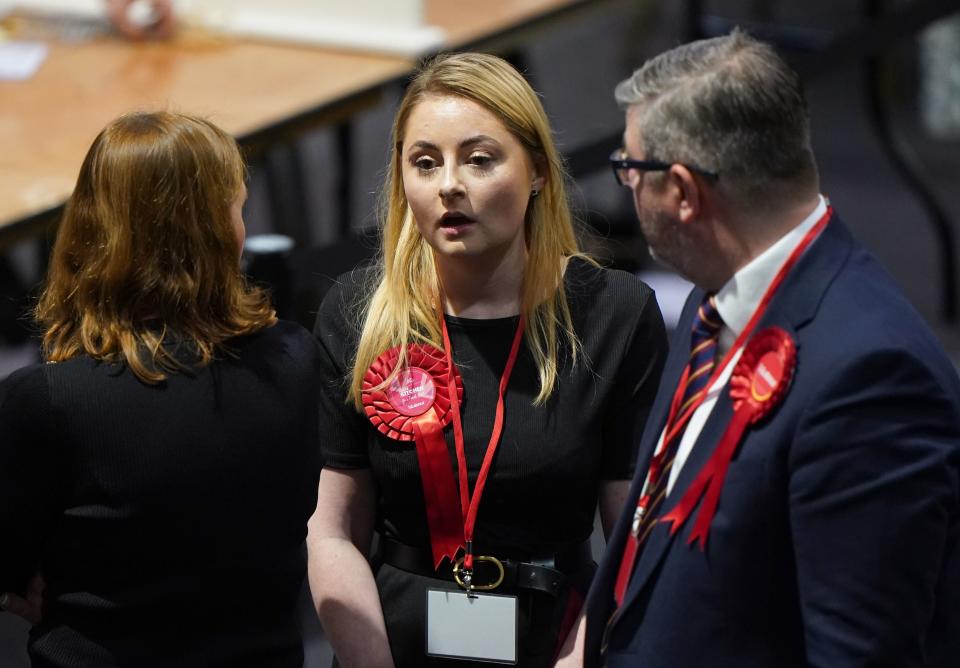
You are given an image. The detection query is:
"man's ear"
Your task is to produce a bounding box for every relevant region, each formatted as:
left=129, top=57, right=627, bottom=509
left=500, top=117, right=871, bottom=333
left=669, top=164, right=702, bottom=224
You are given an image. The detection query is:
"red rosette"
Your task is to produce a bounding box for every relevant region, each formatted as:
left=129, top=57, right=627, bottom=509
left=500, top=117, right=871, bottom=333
left=361, top=343, right=466, bottom=568
left=361, top=343, right=463, bottom=441
left=662, top=326, right=797, bottom=550
left=729, top=326, right=796, bottom=423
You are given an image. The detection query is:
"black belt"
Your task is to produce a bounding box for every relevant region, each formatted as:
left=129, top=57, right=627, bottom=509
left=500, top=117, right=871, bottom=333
left=376, top=536, right=594, bottom=598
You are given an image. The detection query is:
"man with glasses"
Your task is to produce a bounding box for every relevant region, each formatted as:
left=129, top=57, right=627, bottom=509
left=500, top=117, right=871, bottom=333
left=558, top=28, right=960, bottom=668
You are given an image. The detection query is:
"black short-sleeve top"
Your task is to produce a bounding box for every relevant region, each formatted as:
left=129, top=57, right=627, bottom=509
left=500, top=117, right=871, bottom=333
left=0, top=321, right=322, bottom=667
left=314, top=258, right=668, bottom=555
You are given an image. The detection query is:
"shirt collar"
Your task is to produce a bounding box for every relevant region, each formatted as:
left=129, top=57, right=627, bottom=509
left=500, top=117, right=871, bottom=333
left=714, top=195, right=827, bottom=347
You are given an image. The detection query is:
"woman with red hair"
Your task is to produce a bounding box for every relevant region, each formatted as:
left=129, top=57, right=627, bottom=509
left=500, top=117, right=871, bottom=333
left=0, top=111, right=322, bottom=667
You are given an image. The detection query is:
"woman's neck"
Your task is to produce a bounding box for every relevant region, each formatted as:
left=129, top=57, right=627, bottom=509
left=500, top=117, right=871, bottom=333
left=437, top=247, right=525, bottom=319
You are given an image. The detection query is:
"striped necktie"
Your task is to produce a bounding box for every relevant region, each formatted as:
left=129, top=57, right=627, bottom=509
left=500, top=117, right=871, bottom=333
left=611, top=294, right=724, bottom=609
left=635, top=294, right=723, bottom=543
left=678, top=294, right=725, bottom=418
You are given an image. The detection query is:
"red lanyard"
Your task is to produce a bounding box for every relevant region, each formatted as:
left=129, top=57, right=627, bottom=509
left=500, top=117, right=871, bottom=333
left=613, top=206, right=832, bottom=608
left=441, top=313, right=525, bottom=571
left=654, top=206, right=832, bottom=474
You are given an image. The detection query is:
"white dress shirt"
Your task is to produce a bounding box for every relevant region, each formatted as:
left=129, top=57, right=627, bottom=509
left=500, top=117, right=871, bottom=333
left=649, top=195, right=829, bottom=495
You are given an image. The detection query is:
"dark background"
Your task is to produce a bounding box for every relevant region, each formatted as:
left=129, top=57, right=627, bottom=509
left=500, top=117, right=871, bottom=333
left=1, top=1, right=958, bottom=664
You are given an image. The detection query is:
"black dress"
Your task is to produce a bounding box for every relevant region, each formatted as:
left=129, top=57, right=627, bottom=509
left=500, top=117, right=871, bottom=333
left=0, top=321, right=323, bottom=668
left=314, top=259, right=668, bottom=667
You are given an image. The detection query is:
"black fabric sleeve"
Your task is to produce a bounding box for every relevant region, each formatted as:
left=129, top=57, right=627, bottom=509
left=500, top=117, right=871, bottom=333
left=313, top=273, right=372, bottom=469
left=0, top=365, right=63, bottom=595
left=599, top=287, right=669, bottom=480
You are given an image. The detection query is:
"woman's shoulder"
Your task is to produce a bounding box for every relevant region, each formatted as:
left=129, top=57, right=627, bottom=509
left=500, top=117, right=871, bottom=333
left=322, top=264, right=379, bottom=305
left=314, top=263, right=379, bottom=339
left=0, top=361, right=46, bottom=394
left=255, top=318, right=316, bottom=347
left=231, top=319, right=320, bottom=366
left=564, top=256, right=657, bottom=312
left=0, top=362, right=51, bottom=422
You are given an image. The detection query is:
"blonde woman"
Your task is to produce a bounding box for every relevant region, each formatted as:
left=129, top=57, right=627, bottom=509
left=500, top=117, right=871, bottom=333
left=0, top=112, right=322, bottom=666
left=308, top=53, right=668, bottom=667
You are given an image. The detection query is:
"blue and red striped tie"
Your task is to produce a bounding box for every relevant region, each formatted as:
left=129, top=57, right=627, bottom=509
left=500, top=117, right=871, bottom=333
left=618, top=294, right=724, bottom=589
left=678, top=294, right=724, bottom=418
left=604, top=295, right=725, bottom=652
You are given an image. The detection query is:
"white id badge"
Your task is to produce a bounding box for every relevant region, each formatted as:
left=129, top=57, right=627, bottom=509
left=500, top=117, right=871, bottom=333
left=426, top=588, right=518, bottom=664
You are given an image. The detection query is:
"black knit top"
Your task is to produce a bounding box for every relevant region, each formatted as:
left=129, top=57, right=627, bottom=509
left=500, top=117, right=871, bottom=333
left=314, top=259, right=668, bottom=555
left=0, top=321, right=322, bottom=667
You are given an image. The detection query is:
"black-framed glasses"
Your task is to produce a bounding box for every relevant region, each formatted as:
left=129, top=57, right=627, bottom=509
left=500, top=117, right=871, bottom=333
left=609, top=149, right=719, bottom=186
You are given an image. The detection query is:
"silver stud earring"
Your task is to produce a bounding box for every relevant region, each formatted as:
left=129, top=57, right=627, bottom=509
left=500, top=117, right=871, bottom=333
left=531, top=189, right=540, bottom=198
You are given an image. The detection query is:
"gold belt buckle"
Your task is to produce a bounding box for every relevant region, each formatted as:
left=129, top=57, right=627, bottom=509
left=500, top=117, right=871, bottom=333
left=452, top=555, right=505, bottom=591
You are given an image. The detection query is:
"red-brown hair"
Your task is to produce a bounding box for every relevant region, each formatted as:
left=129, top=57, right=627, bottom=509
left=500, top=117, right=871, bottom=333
left=36, top=111, right=276, bottom=383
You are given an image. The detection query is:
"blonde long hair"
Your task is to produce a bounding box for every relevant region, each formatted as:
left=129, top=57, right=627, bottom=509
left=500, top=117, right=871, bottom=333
left=349, top=52, right=585, bottom=408
left=36, top=111, right=276, bottom=383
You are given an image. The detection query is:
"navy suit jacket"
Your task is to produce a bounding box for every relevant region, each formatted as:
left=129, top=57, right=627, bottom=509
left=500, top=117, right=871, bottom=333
left=584, top=215, right=960, bottom=667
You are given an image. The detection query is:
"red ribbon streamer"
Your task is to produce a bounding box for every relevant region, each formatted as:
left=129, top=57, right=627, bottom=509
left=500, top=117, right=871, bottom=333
left=362, top=344, right=464, bottom=567
left=612, top=208, right=830, bottom=607
left=412, top=413, right=465, bottom=566
left=661, top=326, right=796, bottom=549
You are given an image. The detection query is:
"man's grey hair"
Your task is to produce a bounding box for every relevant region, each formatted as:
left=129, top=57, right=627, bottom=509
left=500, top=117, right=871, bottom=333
left=616, top=29, right=818, bottom=205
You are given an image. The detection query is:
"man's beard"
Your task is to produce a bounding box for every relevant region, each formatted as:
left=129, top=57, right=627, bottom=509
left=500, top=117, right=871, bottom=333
left=641, top=208, right=693, bottom=279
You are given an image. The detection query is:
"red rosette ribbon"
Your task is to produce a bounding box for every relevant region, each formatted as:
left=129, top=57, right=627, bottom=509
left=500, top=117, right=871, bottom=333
left=661, top=326, right=796, bottom=550
left=362, top=344, right=464, bottom=568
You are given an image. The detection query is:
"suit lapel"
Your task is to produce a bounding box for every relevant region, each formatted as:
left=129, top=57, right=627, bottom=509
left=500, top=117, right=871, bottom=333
left=636, top=289, right=705, bottom=471
left=616, top=379, right=736, bottom=613
left=588, top=288, right=702, bottom=629
left=605, top=289, right=707, bottom=613
left=612, top=212, right=856, bottom=622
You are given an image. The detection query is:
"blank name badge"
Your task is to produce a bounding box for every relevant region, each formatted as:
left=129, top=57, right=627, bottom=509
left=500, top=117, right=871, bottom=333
left=426, top=589, right=518, bottom=664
